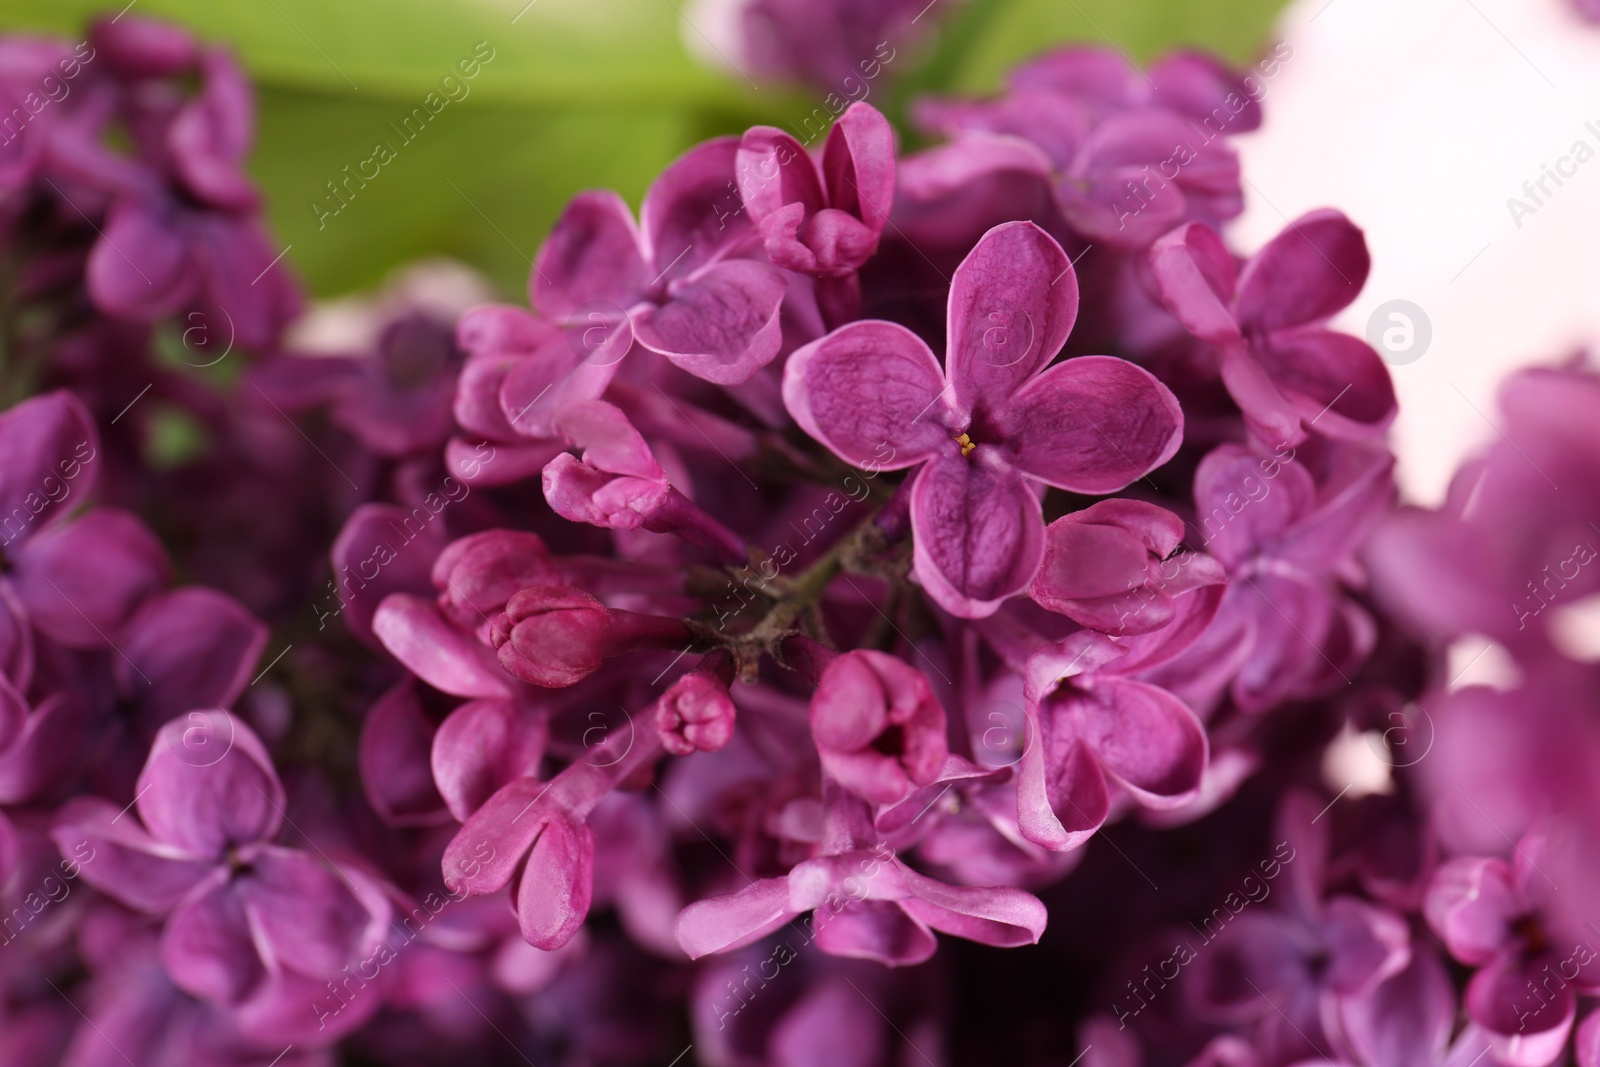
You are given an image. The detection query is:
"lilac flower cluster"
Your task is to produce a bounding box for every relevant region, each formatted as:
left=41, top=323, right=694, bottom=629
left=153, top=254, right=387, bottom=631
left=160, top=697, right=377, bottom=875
left=1, top=11, right=1598, bottom=1067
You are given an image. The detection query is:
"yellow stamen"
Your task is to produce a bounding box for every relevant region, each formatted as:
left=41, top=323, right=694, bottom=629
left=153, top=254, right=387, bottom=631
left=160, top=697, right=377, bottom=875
left=954, top=432, right=976, bottom=457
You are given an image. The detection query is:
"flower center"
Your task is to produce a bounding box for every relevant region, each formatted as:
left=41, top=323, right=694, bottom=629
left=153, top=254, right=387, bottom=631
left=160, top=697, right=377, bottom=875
left=954, top=432, right=976, bottom=458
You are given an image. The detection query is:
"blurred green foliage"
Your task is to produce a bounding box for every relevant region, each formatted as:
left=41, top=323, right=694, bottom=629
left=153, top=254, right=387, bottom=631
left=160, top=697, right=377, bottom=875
left=1, top=0, right=1288, bottom=299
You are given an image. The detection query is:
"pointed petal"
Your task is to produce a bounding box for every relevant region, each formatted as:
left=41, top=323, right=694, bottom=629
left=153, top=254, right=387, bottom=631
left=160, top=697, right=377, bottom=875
left=0, top=390, right=99, bottom=530
left=910, top=454, right=1045, bottom=618
left=1148, top=222, right=1241, bottom=344
left=432, top=697, right=547, bottom=823
left=329, top=503, right=448, bottom=648
left=812, top=898, right=937, bottom=966
left=50, top=795, right=213, bottom=912
left=632, top=259, right=786, bottom=385
left=358, top=679, right=448, bottom=828
left=11, top=508, right=169, bottom=649
left=1340, top=946, right=1455, bottom=1067
left=138, top=713, right=283, bottom=858
left=532, top=190, right=648, bottom=318
left=441, top=776, right=551, bottom=895
left=516, top=812, right=594, bottom=950
left=1424, top=856, right=1518, bottom=966
left=897, top=864, right=1047, bottom=947
left=371, top=593, right=512, bottom=699
left=240, top=846, right=372, bottom=977
left=85, top=200, right=197, bottom=321
left=0, top=690, right=86, bottom=803
left=115, top=587, right=268, bottom=730
left=783, top=319, right=953, bottom=469
left=948, top=221, right=1078, bottom=410
left=675, top=876, right=797, bottom=958
left=1258, top=328, right=1397, bottom=439
left=1235, top=209, right=1370, bottom=330
left=998, top=355, right=1183, bottom=492
left=498, top=332, right=623, bottom=439
left=822, top=102, right=895, bottom=234
left=161, top=877, right=264, bottom=1003
left=640, top=137, right=750, bottom=278
left=737, top=126, right=824, bottom=222
left=552, top=399, right=662, bottom=479
left=1016, top=704, right=1110, bottom=851
left=1071, top=677, right=1207, bottom=808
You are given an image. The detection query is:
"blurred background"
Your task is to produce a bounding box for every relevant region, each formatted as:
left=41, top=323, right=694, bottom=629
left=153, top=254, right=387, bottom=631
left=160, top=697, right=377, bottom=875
left=3, top=0, right=1597, bottom=505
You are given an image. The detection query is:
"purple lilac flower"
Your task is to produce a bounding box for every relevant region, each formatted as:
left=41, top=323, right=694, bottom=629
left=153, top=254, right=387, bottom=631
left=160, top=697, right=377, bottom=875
left=784, top=220, right=1182, bottom=616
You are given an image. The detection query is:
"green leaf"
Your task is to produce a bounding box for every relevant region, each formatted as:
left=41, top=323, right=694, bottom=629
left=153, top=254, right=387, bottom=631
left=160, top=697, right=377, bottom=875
left=0, top=0, right=772, bottom=109
left=250, top=89, right=698, bottom=297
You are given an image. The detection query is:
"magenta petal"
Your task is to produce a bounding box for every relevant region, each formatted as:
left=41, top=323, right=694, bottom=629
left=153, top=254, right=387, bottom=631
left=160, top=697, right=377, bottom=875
left=897, top=864, right=1047, bottom=947
left=167, top=51, right=256, bottom=210
left=1016, top=706, right=1110, bottom=851
left=50, top=796, right=213, bottom=912
left=115, top=587, right=267, bottom=729
left=516, top=812, right=594, bottom=950
left=632, top=259, right=786, bottom=385
left=533, top=190, right=649, bottom=318
left=138, top=714, right=283, bottom=858
left=947, top=221, right=1079, bottom=409
left=1320, top=896, right=1411, bottom=995
left=640, top=137, right=749, bottom=279
left=553, top=399, right=663, bottom=479
left=358, top=679, right=448, bottom=828
left=441, top=776, right=552, bottom=895
left=1151, top=51, right=1264, bottom=131
left=910, top=454, right=1045, bottom=618
left=0, top=584, right=33, bottom=693
left=86, top=201, right=197, bottom=321
left=0, top=390, right=99, bottom=530
left=0, top=690, right=86, bottom=803
left=1259, top=328, right=1397, bottom=438
left=161, top=876, right=265, bottom=1003
left=1192, top=444, right=1317, bottom=568
left=783, top=319, right=953, bottom=469
left=11, top=508, right=169, bottom=648
left=822, top=102, right=896, bottom=235
left=498, top=333, right=622, bottom=439
left=240, top=847, right=372, bottom=978
left=1465, top=952, right=1576, bottom=1065
left=897, top=133, right=1055, bottom=202
left=1578, top=1011, right=1600, bottom=1067
left=1070, top=677, right=1207, bottom=808
left=1148, top=222, right=1241, bottom=344
left=675, top=876, right=796, bottom=958
left=372, top=593, right=513, bottom=699
left=1235, top=209, right=1371, bottom=330
left=813, top=899, right=937, bottom=966
left=431, top=529, right=560, bottom=629
left=1341, top=947, right=1455, bottom=1067
left=737, top=126, right=825, bottom=223
left=1424, top=856, right=1518, bottom=966
left=432, top=698, right=547, bottom=823
left=543, top=454, right=666, bottom=530
left=329, top=503, right=447, bottom=648
left=999, top=355, right=1183, bottom=493
left=0, top=669, right=22, bottom=753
